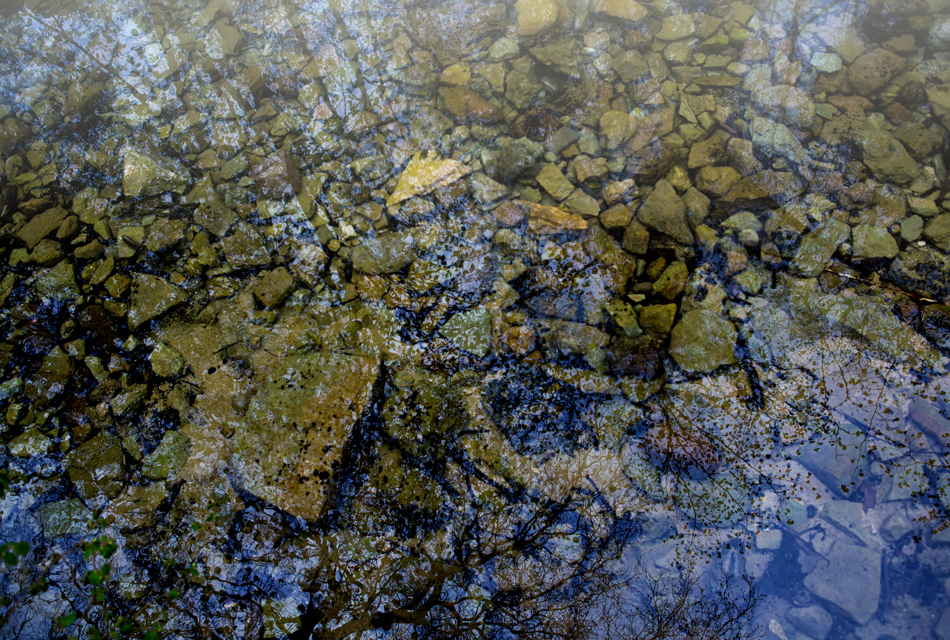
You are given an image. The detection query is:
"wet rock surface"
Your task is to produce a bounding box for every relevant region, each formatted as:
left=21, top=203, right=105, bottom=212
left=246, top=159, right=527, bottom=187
left=1, top=0, right=950, bottom=638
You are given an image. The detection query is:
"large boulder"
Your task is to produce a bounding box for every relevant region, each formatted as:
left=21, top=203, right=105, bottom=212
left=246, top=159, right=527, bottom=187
left=232, top=351, right=380, bottom=521
left=847, top=48, right=905, bottom=96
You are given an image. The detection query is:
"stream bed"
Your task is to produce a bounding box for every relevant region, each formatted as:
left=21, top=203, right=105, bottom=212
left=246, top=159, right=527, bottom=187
left=1, top=0, right=950, bottom=638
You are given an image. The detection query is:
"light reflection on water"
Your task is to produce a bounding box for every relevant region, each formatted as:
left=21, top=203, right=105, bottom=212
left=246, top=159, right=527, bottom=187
left=0, top=0, right=949, bottom=638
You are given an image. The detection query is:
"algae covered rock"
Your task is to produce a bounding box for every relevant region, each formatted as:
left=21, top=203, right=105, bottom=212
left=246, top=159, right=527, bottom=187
left=387, top=153, right=472, bottom=206
left=123, top=148, right=191, bottom=197
left=128, top=274, right=189, bottom=329
left=64, top=431, right=124, bottom=502
left=232, top=351, right=380, bottom=520
left=669, top=309, right=737, bottom=373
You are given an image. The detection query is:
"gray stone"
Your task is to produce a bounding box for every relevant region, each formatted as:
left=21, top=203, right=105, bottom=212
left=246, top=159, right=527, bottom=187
left=852, top=225, right=898, bottom=259
left=637, top=180, right=693, bottom=245
left=811, top=52, right=842, bottom=73
left=64, top=432, right=124, bottom=502
left=439, top=308, right=492, bottom=357
left=232, top=351, right=379, bottom=520
left=505, top=70, right=542, bottom=110
left=39, top=499, right=92, bottom=538
left=785, top=606, right=833, bottom=640
left=352, top=230, right=418, bottom=274
left=129, top=274, right=189, bottom=329
left=123, top=148, right=190, bottom=197
left=804, top=541, right=881, bottom=624
left=669, top=309, right=737, bottom=373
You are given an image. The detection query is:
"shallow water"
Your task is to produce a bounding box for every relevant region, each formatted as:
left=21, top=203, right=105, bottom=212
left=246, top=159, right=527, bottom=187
left=1, top=0, right=950, bottom=638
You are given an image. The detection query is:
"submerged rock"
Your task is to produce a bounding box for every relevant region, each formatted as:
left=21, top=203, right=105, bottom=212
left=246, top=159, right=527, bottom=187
left=128, top=274, right=189, bottom=329
left=123, top=148, right=190, bottom=197
left=387, top=153, right=472, bottom=206
left=232, top=351, right=379, bottom=521
left=804, top=541, right=881, bottom=624
left=636, top=179, right=693, bottom=244
left=669, top=309, right=737, bottom=373
left=64, top=431, right=124, bottom=503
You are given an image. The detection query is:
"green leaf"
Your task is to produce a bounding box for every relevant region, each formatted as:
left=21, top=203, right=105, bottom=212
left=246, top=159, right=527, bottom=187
left=191, top=522, right=202, bottom=531
left=3, top=553, right=17, bottom=566
left=56, top=612, right=78, bottom=627
left=167, top=588, right=180, bottom=601
left=12, top=542, right=29, bottom=555
left=29, top=578, right=49, bottom=595
left=85, top=570, right=102, bottom=586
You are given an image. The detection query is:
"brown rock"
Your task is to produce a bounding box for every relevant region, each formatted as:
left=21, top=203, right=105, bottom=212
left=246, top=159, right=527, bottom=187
left=443, top=87, right=503, bottom=124
left=848, top=48, right=906, bottom=96
left=252, top=151, right=301, bottom=199
left=491, top=201, right=526, bottom=227
left=16, top=206, right=69, bottom=250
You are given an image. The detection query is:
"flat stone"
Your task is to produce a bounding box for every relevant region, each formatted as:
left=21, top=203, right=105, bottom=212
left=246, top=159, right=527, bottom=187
left=387, top=153, right=472, bottom=207
left=852, top=225, right=898, bottom=259
left=64, top=431, right=124, bottom=502
left=811, top=52, right=842, bottom=73
left=352, top=230, right=418, bottom=274
left=128, top=274, right=189, bottom=329
left=669, top=309, right=737, bottom=373
left=792, top=217, right=850, bottom=277
left=637, top=179, right=693, bottom=244
left=786, top=606, right=833, bottom=640
left=252, top=151, right=301, bottom=199
left=600, top=110, right=638, bottom=150
left=35, top=260, right=78, bottom=301
left=638, top=303, right=677, bottom=334
left=39, top=499, right=92, bottom=538
left=848, top=48, right=905, bottom=96
left=804, top=541, right=881, bottom=624
left=656, top=14, right=695, bottom=40
left=443, top=87, right=503, bottom=124
left=590, top=0, right=648, bottom=23
left=536, top=163, right=575, bottom=201
left=149, top=342, right=186, bottom=378
left=515, top=0, right=558, bottom=36
left=220, top=223, right=269, bottom=270
left=521, top=201, right=589, bottom=234
left=439, top=308, right=492, bottom=357
left=253, top=267, right=295, bottom=308
left=123, top=148, right=190, bottom=197
left=142, top=430, right=190, bottom=480
left=16, top=206, right=68, bottom=249
left=232, top=351, right=379, bottom=521
left=925, top=213, right=950, bottom=251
